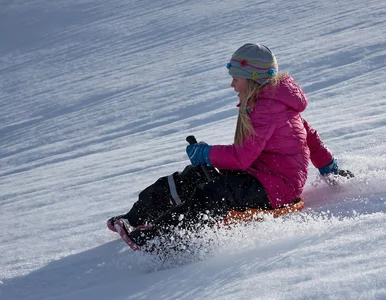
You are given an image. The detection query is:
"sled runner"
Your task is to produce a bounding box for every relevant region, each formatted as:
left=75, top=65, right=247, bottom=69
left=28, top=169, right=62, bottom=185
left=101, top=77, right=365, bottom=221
left=222, top=198, right=304, bottom=225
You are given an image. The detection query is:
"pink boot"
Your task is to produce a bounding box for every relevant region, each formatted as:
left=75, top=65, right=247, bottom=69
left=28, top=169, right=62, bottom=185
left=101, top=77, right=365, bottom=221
left=107, top=215, right=135, bottom=233
left=114, top=220, right=147, bottom=251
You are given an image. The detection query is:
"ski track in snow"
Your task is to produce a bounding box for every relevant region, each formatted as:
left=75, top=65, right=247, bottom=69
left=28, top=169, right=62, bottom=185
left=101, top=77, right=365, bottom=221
left=0, top=0, right=386, bottom=299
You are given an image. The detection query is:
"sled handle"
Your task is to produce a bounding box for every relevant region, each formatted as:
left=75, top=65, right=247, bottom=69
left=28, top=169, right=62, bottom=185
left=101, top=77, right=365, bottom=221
left=186, top=135, right=213, bottom=182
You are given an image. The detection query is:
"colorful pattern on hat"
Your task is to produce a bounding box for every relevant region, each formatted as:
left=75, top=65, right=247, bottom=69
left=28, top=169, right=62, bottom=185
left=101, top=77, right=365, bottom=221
left=227, top=43, right=278, bottom=84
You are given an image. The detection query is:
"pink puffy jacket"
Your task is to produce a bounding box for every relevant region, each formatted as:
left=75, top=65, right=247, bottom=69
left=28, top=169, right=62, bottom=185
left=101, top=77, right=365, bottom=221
left=209, top=75, right=333, bottom=208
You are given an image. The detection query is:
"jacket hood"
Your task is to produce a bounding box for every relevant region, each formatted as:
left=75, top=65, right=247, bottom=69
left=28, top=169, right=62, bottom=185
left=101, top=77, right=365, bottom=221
left=259, top=75, right=308, bottom=112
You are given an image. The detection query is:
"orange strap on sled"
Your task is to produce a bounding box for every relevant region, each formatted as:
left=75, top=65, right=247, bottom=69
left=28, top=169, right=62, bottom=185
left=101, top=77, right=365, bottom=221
left=223, top=198, right=304, bottom=225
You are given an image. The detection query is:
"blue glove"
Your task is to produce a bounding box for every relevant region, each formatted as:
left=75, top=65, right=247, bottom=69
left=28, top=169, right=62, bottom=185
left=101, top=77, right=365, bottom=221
left=186, top=143, right=212, bottom=166
left=318, top=158, right=338, bottom=175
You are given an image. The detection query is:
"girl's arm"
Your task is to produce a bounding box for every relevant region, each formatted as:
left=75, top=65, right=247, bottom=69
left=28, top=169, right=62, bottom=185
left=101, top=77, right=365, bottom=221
left=302, top=118, right=334, bottom=168
left=209, top=110, right=275, bottom=170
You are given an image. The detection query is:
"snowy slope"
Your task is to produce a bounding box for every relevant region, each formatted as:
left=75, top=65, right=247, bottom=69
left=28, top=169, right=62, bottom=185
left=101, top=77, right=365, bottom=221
left=1, top=0, right=386, bottom=299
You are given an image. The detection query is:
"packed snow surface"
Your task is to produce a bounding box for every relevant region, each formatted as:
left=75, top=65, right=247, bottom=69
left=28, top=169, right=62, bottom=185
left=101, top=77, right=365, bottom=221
left=1, top=0, right=385, bottom=299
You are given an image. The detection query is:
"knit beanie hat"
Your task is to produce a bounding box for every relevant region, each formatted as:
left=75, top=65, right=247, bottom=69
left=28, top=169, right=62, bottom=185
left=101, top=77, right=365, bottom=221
left=226, top=43, right=278, bottom=84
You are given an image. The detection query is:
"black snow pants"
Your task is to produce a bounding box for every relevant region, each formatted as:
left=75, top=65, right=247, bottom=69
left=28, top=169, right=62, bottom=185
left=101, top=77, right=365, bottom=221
left=125, top=165, right=271, bottom=232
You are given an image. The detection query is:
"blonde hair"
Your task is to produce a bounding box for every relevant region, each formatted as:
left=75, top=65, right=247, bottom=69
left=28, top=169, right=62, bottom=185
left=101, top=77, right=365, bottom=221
left=234, top=73, right=284, bottom=146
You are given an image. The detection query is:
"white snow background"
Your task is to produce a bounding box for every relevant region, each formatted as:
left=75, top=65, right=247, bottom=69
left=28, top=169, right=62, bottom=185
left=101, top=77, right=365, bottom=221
left=1, top=0, right=386, bottom=299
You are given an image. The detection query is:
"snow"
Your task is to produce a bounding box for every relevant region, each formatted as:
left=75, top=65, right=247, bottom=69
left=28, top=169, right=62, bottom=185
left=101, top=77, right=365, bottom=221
left=1, top=0, right=386, bottom=299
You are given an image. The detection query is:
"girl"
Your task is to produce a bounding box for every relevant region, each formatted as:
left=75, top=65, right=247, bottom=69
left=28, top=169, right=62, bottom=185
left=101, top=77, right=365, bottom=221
left=108, top=43, right=352, bottom=252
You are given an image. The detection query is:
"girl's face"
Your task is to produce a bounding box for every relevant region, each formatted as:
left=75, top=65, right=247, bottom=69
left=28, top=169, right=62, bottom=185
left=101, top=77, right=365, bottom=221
left=230, top=77, right=249, bottom=102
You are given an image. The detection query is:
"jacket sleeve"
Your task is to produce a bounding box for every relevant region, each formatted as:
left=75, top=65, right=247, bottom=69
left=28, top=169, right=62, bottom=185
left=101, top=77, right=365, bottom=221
left=209, top=107, right=275, bottom=170
left=303, top=118, right=334, bottom=168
